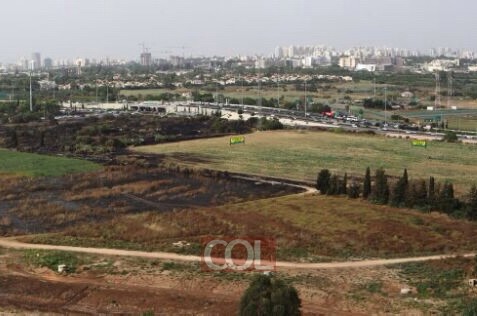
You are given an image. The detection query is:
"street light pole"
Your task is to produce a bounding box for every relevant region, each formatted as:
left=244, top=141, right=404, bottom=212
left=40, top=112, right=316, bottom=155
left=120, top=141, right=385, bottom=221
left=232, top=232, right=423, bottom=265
left=304, top=79, right=307, bottom=118
left=29, top=61, right=33, bottom=112
left=384, top=85, right=387, bottom=125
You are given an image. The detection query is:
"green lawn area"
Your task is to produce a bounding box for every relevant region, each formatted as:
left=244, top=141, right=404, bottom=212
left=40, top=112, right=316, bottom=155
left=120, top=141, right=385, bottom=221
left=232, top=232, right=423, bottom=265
left=0, top=149, right=100, bottom=177
left=136, top=130, right=477, bottom=191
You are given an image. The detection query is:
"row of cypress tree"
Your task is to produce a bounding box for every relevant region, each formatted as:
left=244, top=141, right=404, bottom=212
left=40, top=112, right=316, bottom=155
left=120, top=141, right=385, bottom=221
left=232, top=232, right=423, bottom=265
left=316, top=167, right=477, bottom=220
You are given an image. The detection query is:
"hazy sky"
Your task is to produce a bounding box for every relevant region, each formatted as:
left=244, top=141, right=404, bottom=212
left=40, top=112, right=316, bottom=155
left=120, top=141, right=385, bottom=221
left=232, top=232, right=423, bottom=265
left=1, top=0, right=476, bottom=63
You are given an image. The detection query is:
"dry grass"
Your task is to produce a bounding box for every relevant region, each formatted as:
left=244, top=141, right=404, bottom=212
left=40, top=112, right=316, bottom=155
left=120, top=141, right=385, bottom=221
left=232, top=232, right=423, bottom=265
left=38, top=193, right=477, bottom=261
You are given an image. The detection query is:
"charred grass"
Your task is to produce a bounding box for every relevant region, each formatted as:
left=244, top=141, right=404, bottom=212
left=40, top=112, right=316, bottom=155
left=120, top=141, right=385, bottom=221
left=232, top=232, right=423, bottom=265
left=0, top=165, right=299, bottom=235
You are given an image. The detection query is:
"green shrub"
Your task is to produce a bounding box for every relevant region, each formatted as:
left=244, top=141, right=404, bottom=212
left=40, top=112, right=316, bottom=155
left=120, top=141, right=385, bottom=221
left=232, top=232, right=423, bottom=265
left=24, top=250, right=80, bottom=273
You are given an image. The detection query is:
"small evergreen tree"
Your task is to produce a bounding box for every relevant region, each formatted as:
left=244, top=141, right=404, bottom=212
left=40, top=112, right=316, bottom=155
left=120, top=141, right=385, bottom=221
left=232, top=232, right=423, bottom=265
left=438, top=181, right=458, bottom=214
left=403, top=168, right=409, bottom=186
left=363, top=167, right=372, bottom=199
left=341, top=173, right=348, bottom=195
left=239, top=274, right=301, bottom=316
left=327, top=175, right=339, bottom=195
left=428, top=176, right=436, bottom=209
left=316, top=169, right=331, bottom=194
left=466, top=184, right=477, bottom=221
left=372, top=168, right=389, bottom=204
left=414, top=179, right=429, bottom=210
left=405, top=182, right=417, bottom=208
left=348, top=180, right=361, bottom=199
left=391, top=169, right=409, bottom=207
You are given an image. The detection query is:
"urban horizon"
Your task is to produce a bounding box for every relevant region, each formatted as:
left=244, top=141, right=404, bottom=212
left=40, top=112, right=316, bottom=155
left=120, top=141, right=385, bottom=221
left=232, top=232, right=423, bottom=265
left=1, top=44, right=475, bottom=71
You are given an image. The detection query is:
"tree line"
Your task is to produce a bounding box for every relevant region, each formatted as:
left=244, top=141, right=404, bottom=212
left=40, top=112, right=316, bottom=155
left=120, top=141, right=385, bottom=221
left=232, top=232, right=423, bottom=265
left=316, top=167, right=477, bottom=221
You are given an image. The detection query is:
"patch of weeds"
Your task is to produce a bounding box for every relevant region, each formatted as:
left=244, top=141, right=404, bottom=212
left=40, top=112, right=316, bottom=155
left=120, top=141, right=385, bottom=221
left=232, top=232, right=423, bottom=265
left=23, top=249, right=81, bottom=273
left=88, top=260, right=115, bottom=273
left=347, top=291, right=366, bottom=302
left=211, top=271, right=253, bottom=282
left=397, top=262, right=464, bottom=299
left=161, top=261, right=197, bottom=272
left=283, top=273, right=331, bottom=289
left=277, top=247, right=310, bottom=261
left=410, top=216, right=425, bottom=226
left=364, top=281, right=383, bottom=294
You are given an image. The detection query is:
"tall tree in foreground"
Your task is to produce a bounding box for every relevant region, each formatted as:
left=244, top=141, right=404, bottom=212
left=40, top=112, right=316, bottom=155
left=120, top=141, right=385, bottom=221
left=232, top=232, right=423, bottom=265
left=363, top=167, right=372, bottom=199
left=239, top=274, right=301, bottom=316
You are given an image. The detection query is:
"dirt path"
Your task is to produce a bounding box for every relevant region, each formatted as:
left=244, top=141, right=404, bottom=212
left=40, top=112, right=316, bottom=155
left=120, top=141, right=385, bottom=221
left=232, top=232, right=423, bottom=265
left=0, top=238, right=474, bottom=270
left=230, top=174, right=318, bottom=195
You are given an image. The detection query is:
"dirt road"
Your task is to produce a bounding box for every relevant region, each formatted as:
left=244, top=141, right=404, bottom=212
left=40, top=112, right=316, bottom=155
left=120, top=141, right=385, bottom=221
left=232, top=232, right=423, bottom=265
left=0, top=237, right=474, bottom=270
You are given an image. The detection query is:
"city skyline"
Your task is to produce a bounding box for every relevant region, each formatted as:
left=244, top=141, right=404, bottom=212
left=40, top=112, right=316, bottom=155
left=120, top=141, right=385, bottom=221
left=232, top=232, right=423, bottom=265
left=1, top=0, right=477, bottom=63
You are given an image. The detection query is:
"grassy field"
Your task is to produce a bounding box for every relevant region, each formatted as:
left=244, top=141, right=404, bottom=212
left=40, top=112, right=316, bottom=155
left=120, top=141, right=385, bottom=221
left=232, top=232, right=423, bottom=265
left=136, top=130, right=477, bottom=190
left=0, top=149, right=100, bottom=177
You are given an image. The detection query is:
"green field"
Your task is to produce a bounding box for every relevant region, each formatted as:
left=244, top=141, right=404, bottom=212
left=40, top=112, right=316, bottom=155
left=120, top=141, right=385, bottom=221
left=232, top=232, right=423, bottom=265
left=136, top=130, right=477, bottom=191
left=0, top=149, right=100, bottom=177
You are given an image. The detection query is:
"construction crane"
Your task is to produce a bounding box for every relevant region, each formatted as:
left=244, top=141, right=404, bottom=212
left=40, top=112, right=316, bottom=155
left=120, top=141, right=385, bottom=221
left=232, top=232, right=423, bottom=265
left=139, top=42, right=150, bottom=54
left=138, top=42, right=152, bottom=67
left=165, top=46, right=191, bottom=58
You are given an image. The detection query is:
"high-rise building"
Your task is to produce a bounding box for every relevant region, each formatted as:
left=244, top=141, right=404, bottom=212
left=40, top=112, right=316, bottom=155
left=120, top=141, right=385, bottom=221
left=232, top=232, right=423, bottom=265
left=32, top=52, right=41, bottom=70
left=43, top=57, right=53, bottom=69
left=140, top=52, right=152, bottom=67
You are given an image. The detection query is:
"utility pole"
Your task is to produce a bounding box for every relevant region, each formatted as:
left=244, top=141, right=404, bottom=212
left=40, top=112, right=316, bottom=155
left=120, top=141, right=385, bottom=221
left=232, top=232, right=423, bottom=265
left=373, top=77, right=376, bottom=99
left=238, top=74, right=244, bottom=110
left=435, top=72, right=441, bottom=109
left=447, top=71, right=453, bottom=108
left=304, top=79, right=307, bottom=118
left=258, top=72, right=262, bottom=116
left=29, top=60, right=33, bottom=112
left=384, top=85, right=387, bottom=125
